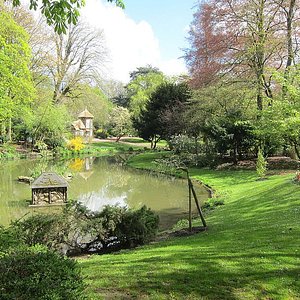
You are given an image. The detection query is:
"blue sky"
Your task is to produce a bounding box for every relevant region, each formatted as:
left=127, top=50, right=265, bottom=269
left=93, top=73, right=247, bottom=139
left=82, top=0, right=199, bottom=82
left=123, top=0, right=198, bottom=62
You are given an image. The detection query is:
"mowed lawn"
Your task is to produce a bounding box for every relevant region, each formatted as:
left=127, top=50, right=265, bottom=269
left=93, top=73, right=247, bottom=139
left=79, top=154, right=300, bottom=300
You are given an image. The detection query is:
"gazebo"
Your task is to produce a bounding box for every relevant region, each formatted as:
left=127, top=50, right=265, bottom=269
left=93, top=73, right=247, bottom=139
left=72, top=108, right=94, bottom=139
left=31, top=172, right=68, bottom=205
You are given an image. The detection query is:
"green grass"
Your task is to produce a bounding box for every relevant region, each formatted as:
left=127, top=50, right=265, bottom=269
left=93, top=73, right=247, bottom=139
left=121, top=137, right=149, bottom=143
left=90, top=141, right=142, bottom=151
left=79, top=152, right=300, bottom=300
left=120, top=137, right=169, bottom=149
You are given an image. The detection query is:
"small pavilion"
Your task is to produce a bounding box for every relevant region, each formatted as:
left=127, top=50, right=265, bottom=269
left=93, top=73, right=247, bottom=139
left=31, top=172, right=68, bottom=205
left=72, top=108, right=94, bottom=139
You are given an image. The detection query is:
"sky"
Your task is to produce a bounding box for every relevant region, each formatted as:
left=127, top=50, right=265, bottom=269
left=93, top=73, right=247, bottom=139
left=81, top=0, right=198, bottom=83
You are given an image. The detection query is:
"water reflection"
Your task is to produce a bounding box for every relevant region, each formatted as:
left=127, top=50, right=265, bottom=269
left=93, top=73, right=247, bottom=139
left=0, top=156, right=209, bottom=229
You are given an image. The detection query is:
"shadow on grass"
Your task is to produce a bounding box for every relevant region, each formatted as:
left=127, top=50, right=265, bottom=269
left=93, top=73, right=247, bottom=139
left=80, top=171, right=300, bottom=300
left=82, top=245, right=300, bottom=299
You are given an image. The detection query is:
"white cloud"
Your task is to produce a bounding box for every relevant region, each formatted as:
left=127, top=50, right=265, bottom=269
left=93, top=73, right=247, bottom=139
left=81, top=0, right=187, bottom=83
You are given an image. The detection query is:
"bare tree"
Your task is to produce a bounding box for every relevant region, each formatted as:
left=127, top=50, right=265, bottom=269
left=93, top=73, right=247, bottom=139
left=46, top=21, right=108, bottom=104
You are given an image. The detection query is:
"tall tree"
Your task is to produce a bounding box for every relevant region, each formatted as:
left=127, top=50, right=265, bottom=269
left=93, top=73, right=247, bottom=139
left=126, top=66, right=166, bottom=119
left=185, top=0, right=298, bottom=111
left=0, top=10, right=35, bottom=141
left=108, top=106, right=132, bottom=142
left=47, top=21, right=108, bottom=104
left=134, top=82, right=191, bottom=149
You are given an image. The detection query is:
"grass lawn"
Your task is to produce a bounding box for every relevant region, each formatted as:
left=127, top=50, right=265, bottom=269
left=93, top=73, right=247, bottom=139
left=79, top=152, right=300, bottom=300
left=120, top=137, right=169, bottom=149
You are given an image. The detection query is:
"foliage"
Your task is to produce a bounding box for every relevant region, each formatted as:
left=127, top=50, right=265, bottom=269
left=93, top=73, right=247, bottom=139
left=133, top=82, right=191, bottom=148
left=0, top=10, right=34, bottom=141
left=0, top=225, right=23, bottom=253
left=12, top=214, right=64, bottom=249
left=115, top=205, right=159, bottom=247
left=108, top=106, right=133, bottom=141
left=10, top=0, right=125, bottom=34
left=168, top=134, right=198, bottom=154
left=0, top=245, right=86, bottom=300
left=66, top=85, right=113, bottom=129
left=29, top=101, right=69, bottom=149
left=0, top=143, right=17, bottom=159
left=204, top=111, right=256, bottom=161
left=256, top=148, right=267, bottom=178
left=95, top=128, right=109, bottom=139
left=12, top=202, right=159, bottom=255
left=127, top=66, right=166, bottom=119
left=67, top=137, right=85, bottom=151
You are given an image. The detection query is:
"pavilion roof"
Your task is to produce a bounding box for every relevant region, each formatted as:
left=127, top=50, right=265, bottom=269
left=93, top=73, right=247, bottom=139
left=72, top=119, right=86, bottom=130
left=78, top=108, right=94, bottom=118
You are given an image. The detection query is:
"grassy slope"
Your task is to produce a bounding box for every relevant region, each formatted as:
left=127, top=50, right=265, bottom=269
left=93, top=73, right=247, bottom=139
left=79, top=153, right=300, bottom=300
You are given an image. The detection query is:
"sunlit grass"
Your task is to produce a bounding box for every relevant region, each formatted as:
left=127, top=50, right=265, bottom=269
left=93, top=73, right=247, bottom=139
left=79, top=152, right=300, bottom=299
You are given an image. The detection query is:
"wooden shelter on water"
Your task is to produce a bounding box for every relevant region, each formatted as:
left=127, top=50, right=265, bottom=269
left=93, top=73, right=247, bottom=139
left=31, top=172, right=68, bottom=205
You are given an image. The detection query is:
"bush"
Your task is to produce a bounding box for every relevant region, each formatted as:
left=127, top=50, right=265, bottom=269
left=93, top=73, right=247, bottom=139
left=116, top=205, right=159, bottom=247
left=168, top=134, right=197, bottom=154
left=0, top=245, right=86, bottom=300
left=12, top=202, right=159, bottom=255
left=256, top=148, right=268, bottom=178
left=67, top=137, right=85, bottom=151
left=12, top=214, right=64, bottom=249
left=0, top=225, right=23, bottom=253
left=95, top=128, right=108, bottom=139
left=0, top=143, right=18, bottom=159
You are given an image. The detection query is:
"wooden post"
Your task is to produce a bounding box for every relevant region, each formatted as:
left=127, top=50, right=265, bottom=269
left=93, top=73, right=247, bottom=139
left=188, top=180, right=192, bottom=232
left=189, top=179, right=207, bottom=228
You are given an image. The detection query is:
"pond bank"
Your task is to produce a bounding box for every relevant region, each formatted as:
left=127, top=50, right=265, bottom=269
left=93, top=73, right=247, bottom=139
left=79, top=152, right=300, bottom=300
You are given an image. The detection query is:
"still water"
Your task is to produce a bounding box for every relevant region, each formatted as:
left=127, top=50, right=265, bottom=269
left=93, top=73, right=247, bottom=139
left=0, top=156, right=209, bottom=229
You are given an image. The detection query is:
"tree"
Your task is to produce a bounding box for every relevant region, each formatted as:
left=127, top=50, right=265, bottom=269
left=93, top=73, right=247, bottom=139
left=0, top=10, right=35, bottom=142
left=185, top=0, right=300, bottom=111
left=108, top=106, right=133, bottom=142
left=98, top=79, right=129, bottom=108
left=134, top=82, right=191, bottom=149
left=9, top=0, right=125, bottom=34
left=126, top=66, right=166, bottom=119
left=46, top=21, right=107, bottom=104
left=65, top=84, right=113, bottom=129
left=29, top=99, right=70, bottom=148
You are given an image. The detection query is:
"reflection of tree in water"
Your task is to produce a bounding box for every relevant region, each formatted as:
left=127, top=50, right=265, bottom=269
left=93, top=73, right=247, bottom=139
left=0, top=157, right=209, bottom=228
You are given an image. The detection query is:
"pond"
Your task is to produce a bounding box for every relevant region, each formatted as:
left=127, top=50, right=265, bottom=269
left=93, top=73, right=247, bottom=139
left=0, top=156, right=209, bottom=229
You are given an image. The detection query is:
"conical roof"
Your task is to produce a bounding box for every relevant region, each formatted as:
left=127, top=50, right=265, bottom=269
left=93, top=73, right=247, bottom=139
left=78, top=108, right=94, bottom=118
left=32, top=172, right=68, bottom=189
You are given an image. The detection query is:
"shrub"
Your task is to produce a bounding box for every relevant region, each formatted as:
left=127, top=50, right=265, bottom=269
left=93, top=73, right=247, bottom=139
left=0, top=143, right=18, bottom=159
left=0, top=225, right=23, bottom=253
left=116, top=205, right=159, bottom=247
left=67, top=137, right=85, bottom=151
left=95, top=128, right=108, bottom=139
left=256, top=148, right=268, bottom=178
left=12, top=202, right=159, bottom=255
left=168, top=134, right=197, bottom=154
left=12, top=214, right=64, bottom=249
left=0, top=245, right=86, bottom=300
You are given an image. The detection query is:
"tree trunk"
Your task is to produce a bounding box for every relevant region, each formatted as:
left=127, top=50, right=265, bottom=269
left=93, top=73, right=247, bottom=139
left=8, top=118, right=12, bottom=142
left=282, top=0, right=296, bottom=98
left=294, top=144, right=300, bottom=159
